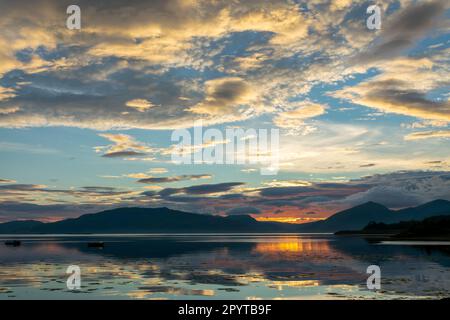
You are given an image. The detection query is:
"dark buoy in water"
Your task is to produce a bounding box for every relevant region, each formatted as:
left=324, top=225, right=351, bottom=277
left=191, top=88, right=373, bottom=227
left=4, top=240, right=21, bottom=246
left=87, top=242, right=104, bottom=248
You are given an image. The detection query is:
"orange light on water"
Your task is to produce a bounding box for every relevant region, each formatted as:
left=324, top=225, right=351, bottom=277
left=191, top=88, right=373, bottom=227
left=255, top=216, right=326, bottom=224
left=253, top=239, right=331, bottom=254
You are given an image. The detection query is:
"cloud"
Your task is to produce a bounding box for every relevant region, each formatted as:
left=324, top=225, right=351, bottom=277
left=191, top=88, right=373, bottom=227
left=0, top=0, right=313, bottom=130
left=233, top=53, right=269, bottom=71
left=0, top=179, right=16, bottom=184
left=403, top=120, right=449, bottom=129
left=357, top=85, right=450, bottom=121
left=226, top=206, right=261, bottom=215
left=105, top=168, right=170, bottom=179
left=405, top=130, right=450, bottom=141
left=360, top=163, right=376, bottom=168
left=0, top=183, right=132, bottom=196
left=126, top=173, right=153, bottom=179
left=0, top=141, right=58, bottom=154
left=102, top=151, right=146, bottom=158
left=258, top=183, right=368, bottom=198
left=332, top=57, right=450, bottom=122
left=0, top=183, right=137, bottom=211
left=189, top=77, right=258, bottom=118
left=0, top=0, right=447, bottom=133
left=338, top=171, right=450, bottom=208
left=147, top=168, right=168, bottom=174
left=262, top=180, right=311, bottom=188
left=355, top=0, right=448, bottom=63
left=0, top=184, right=46, bottom=191
left=0, top=87, right=15, bottom=101
left=343, top=185, right=423, bottom=208
left=0, top=106, right=19, bottom=115
left=125, top=99, right=155, bottom=112
left=96, top=133, right=155, bottom=158
left=178, top=182, right=245, bottom=195
left=80, top=186, right=118, bottom=192
left=273, top=102, right=326, bottom=130
left=137, top=174, right=212, bottom=184
left=259, top=186, right=320, bottom=197
left=158, top=182, right=245, bottom=197
left=0, top=202, right=105, bottom=222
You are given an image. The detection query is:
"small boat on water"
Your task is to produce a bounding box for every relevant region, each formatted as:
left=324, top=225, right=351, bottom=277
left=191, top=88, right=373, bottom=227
left=87, top=241, right=104, bottom=248
left=4, top=240, right=21, bottom=246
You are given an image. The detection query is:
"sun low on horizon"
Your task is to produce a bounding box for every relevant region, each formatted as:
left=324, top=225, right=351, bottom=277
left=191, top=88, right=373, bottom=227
left=0, top=0, right=449, bottom=225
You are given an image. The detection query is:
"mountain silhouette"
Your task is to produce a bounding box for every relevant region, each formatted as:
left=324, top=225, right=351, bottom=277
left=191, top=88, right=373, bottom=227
left=296, top=202, right=392, bottom=232
left=336, top=215, right=450, bottom=240
left=395, top=199, right=450, bottom=220
left=394, top=215, right=450, bottom=240
left=0, top=200, right=449, bottom=234
left=297, top=199, right=450, bottom=232
left=0, top=220, right=44, bottom=233
left=0, top=207, right=293, bottom=234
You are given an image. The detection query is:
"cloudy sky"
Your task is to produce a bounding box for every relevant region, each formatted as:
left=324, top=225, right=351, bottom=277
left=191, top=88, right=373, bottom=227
left=0, top=0, right=449, bottom=223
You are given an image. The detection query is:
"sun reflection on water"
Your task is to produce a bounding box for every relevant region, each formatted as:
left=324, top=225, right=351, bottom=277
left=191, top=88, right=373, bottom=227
left=253, top=238, right=331, bottom=255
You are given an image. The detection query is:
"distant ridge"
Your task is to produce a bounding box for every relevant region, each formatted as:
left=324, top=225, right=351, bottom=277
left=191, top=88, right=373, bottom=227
left=0, top=200, right=449, bottom=234
left=0, top=220, right=44, bottom=234
left=297, top=199, right=450, bottom=232
left=0, top=207, right=295, bottom=234
left=336, top=215, right=450, bottom=241
left=296, top=202, right=392, bottom=232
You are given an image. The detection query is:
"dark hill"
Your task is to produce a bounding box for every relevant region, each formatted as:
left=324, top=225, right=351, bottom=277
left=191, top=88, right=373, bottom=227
left=1, top=200, right=449, bottom=234
left=0, top=220, right=44, bottom=233
left=396, top=199, right=450, bottom=221
left=297, top=202, right=393, bottom=232
left=336, top=215, right=450, bottom=241
left=297, top=199, right=450, bottom=233
left=0, top=207, right=295, bottom=234
left=395, top=215, right=450, bottom=240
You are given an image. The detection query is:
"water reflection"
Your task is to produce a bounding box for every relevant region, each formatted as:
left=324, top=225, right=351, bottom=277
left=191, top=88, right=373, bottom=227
left=1, top=234, right=450, bottom=299
left=253, top=238, right=331, bottom=255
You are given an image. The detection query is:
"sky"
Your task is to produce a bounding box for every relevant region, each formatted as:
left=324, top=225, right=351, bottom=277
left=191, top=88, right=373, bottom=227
left=0, top=0, right=449, bottom=223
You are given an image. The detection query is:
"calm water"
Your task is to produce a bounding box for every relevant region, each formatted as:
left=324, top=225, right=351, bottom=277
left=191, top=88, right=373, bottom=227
left=1, top=234, right=450, bottom=300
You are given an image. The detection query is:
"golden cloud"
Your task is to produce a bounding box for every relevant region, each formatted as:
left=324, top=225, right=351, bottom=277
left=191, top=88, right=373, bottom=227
left=96, top=133, right=155, bottom=158
left=405, top=130, right=450, bottom=141
left=189, top=77, right=258, bottom=116
left=126, top=99, right=155, bottom=112
left=332, top=57, right=450, bottom=122
left=273, top=102, right=326, bottom=129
